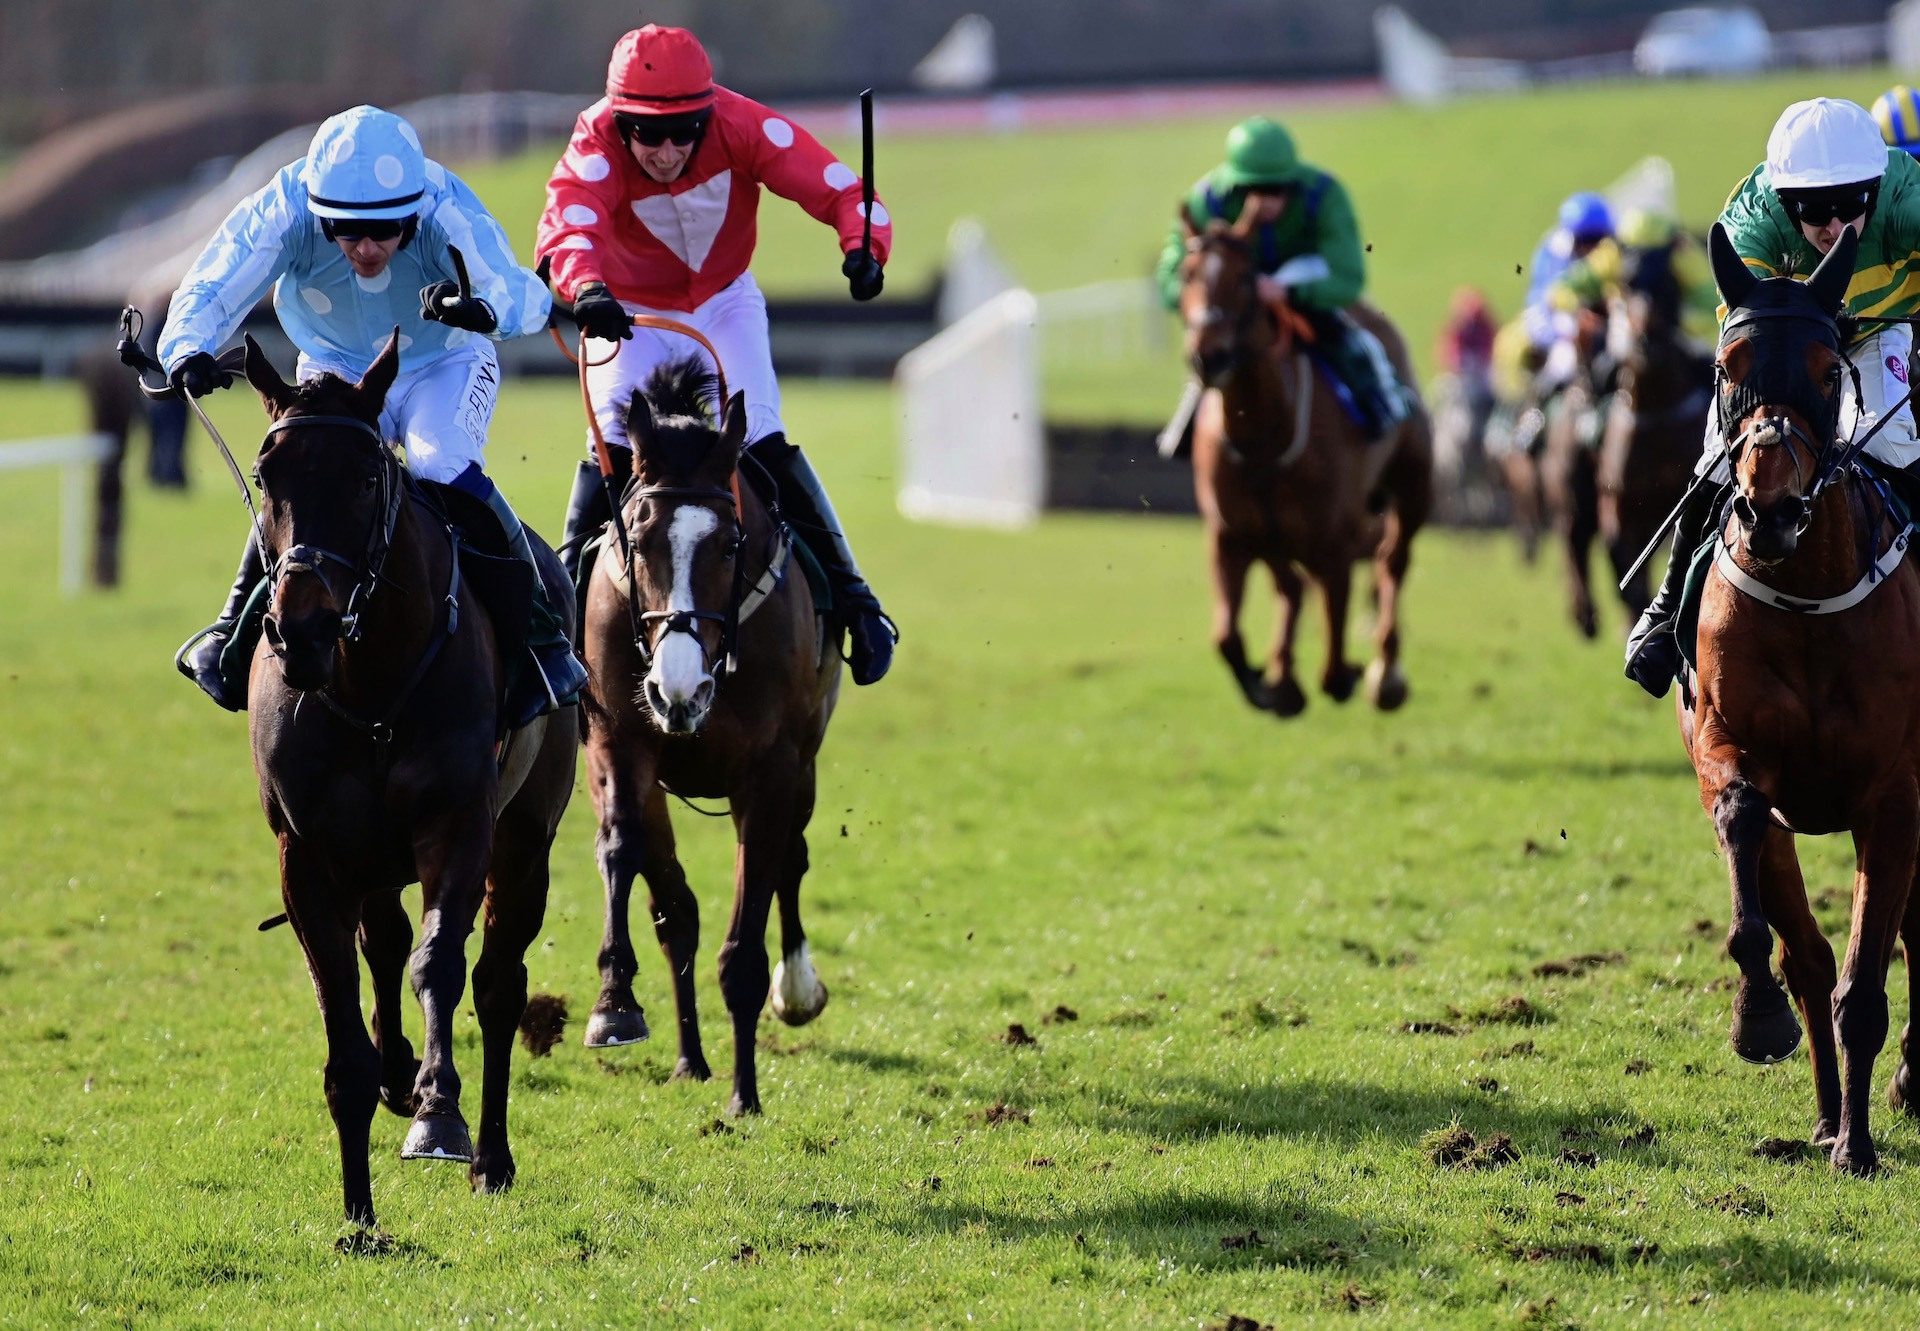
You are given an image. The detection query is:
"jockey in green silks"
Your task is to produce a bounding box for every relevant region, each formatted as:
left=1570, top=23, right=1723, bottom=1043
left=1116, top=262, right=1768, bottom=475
left=1154, top=116, right=1411, bottom=457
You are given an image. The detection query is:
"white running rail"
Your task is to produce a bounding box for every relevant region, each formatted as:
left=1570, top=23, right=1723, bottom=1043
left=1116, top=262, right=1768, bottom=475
left=0, top=433, right=117, bottom=594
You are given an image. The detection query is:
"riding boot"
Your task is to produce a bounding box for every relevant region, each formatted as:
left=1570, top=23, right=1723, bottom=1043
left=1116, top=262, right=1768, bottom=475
left=176, top=532, right=267, bottom=711
left=1624, top=479, right=1721, bottom=698
left=1313, top=308, right=1409, bottom=439
left=1157, top=380, right=1203, bottom=460
left=471, top=475, right=590, bottom=726
left=745, top=432, right=898, bottom=684
left=559, top=459, right=611, bottom=587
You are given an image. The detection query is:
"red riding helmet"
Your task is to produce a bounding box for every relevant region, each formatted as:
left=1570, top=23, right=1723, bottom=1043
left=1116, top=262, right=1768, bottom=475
left=606, top=25, right=715, bottom=116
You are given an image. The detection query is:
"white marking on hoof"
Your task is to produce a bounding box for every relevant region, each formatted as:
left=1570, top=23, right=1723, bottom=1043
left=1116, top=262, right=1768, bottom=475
left=1365, top=659, right=1409, bottom=710
left=771, top=942, right=829, bottom=1027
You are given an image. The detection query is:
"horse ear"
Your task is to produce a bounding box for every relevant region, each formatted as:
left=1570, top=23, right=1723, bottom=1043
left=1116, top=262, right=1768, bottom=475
left=355, top=327, right=402, bottom=412
left=242, top=334, right=294, bottom=416
left=1178, top=204, right=1199, bottom=244
left=625, top=389, right=657, bottom=453
left=718, top=391, right=748, bottom=459
left=1229, top=205, right=1258, bottom=239
left=1708, top=222, right=1757, bottom=311
left=1807, top=225, right=1858, bottom=316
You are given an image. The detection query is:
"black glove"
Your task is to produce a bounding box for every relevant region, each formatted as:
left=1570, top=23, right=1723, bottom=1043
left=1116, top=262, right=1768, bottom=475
left=571, top=282, right=633, bottom=341
left=842, top=249, right=884, bottom=302
left=419, top=280, right=498, bottom=334
left=168, top=351, right=230, bottom=399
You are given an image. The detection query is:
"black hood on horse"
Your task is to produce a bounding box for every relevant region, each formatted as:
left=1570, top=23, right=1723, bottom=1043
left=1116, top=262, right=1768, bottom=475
left=1709, top=221, right=1853, bottom=447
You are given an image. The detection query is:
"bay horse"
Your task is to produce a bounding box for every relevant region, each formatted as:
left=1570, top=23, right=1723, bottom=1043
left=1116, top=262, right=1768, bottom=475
left=1683, top=224, right=1920, bottom=1174
left=1599, top=246, right=1715, bottom=621
left=240, top=332, right=577, bottom=1226
left=1177, top=217, right=1432, bottom=716
left=579, top=359, right=839, bottom=1117
left=1538, top=301, right=1612, bottom=638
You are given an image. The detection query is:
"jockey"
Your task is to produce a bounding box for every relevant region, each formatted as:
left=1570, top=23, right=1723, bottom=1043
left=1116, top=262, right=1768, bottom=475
left=1626, top=97, right=1920, bottom=697
left=161, top=105, right=587, bottom=723
left=1153, top=115, right=1410, bottom=455
left=1503, top=192, right=1616, bottom=455
left=1873, top=85, right=1920, bottom=160
left=539, top=24, right=897, bottom=685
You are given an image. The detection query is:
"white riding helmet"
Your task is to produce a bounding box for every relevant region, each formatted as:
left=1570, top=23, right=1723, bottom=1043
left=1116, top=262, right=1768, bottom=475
left=1767, top=97, right=1887, bottom=190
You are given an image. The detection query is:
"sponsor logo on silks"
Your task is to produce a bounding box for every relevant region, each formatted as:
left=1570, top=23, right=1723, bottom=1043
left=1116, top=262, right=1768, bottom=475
left=1890, top=354, right=1910, bottom=385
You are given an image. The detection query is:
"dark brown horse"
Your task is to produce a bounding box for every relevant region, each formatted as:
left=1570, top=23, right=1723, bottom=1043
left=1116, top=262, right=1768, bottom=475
left=1177, top=217, right=1432, bottom=716
left=1682, top=225, right=1920, bottom=1174
left=1539, top=305, right=1611, bottom=638
left=1599, top=249, right=1715, bottom=621
left=580, top=360, right=838, bottom=1117
left=241, top=332, right=577, bottom=1226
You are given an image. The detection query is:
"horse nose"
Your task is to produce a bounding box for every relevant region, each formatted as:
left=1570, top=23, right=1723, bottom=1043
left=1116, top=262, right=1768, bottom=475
left=692, top=677, right=715, bottom=713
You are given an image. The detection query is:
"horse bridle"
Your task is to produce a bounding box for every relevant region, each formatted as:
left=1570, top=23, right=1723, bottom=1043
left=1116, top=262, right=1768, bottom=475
left=1186, top=236, right=1267, bottom=376
left=622, top=480, right=751, bottom=682
left=259, top=412, right=404, bottom=644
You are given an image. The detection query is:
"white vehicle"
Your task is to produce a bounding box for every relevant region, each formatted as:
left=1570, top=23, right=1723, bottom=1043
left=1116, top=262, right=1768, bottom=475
left=1634, top=7, right=1773, bottom=77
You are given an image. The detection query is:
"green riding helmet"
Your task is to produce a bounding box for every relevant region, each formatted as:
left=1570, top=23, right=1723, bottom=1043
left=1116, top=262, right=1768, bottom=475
left=1220, top=116, right=1301, bottom=190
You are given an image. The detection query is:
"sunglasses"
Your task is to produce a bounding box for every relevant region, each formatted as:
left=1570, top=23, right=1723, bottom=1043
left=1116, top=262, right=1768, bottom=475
left=1783, top=186, right=1877, bottom=228
left=617, top=112, right=710, bottom=148
left=326, top=218, right=405, bottom=242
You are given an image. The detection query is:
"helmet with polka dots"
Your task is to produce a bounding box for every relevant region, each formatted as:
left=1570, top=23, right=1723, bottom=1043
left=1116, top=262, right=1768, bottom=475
left=606, top=26, right=715, bottom=116
left=301, top=105, right=427, bottom=221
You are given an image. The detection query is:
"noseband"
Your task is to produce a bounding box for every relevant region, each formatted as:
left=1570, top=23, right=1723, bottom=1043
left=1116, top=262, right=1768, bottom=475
left=261, top=413, right=401, bottom=643
left=624, top=481, right=750, bottom=682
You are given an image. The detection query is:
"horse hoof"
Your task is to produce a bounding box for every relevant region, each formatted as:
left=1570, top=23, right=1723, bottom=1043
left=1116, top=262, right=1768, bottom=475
left=726, top=1091, right=763, bottom=1118
left=1889, top=1066, right=1919, bottom=1116
left=401, top=1112, right=473, bottom=1163
left=1729, top=1005, right=1802, bottom=1065
left=584, top=1007, right=650, bottom=1048
left=469, top=1154, right=516, bottom=1195
left=1269, top=678, right=1308, bottom=718
left=1236, top=674, right=1276, bottom=711
left=771, top=946, right=830, bottom=1027
left=1832, top=1140, right=1879, bottom=1177
left=1365, top=659, right=1409, bottom=711
left=1814, top=1118, right=1841, bottom=1147
left=1323, top=666, right=1362, bottom=703
left=1575, top=608, right=1598, bottom=640
left=672, top=1055, right=712, bottom=1082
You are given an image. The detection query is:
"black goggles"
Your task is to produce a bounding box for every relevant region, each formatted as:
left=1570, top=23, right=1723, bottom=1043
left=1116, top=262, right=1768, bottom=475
left=325, top=217, right=406, bottom=243
left=1780, top=182, right=1879, bottom=228
left=616, top=110, right=710, bottom=148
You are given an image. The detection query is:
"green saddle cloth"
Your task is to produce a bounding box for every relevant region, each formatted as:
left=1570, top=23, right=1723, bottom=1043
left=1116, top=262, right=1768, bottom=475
left=1675, top=534, right=1718, bottom=676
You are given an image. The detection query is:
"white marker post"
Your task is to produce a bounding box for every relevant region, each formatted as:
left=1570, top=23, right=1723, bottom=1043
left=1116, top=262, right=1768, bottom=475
left=0, top=433, right=117, bottom=595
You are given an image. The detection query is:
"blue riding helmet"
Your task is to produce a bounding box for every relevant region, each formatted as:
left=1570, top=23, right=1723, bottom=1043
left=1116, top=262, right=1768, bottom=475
left=301, top=106, right=427, bottom=221
left=1557, top=191, right=1614, bottom=243
left=1873, top=86, right=1920, bottom=158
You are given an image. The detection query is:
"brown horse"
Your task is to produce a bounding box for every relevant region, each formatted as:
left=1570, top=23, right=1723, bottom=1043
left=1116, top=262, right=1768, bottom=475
left=580, top=359, right=839, bottom=1117
left=1538, top=306, right=1611, bottom=638
left=240, top=332, right=577, bottom=1226
left=1682, top=225, right=1920, bottom=1174
left=1599, top=249, right=1715, bottom=621
left=1177, top=219, right=1432, bottom=716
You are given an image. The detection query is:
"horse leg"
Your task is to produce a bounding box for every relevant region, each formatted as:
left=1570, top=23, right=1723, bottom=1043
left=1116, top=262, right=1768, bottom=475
left=1313, top=554, right=1363, bottom=703
left=1831, top=783, right=1919, bottom=1176
left=584, top=747, right=655, bottom=1050
left=1713, top=778, right=1802, bottom=1064
left=467, top=805, right=553, bottom=1195
left=1563, top=451, right=1599, bottom=639
left=1364, top=506, right=1413, bottom=712
left=1210, top=530, right=1273, bottom=710
left=1504, top=453, right=1541, bottom=564
left=400, top=808, right=493, bottom=1164
left=637, top=784, right=710, bottom=1079
left=1885, top=872, right=1920, bottom=1119
left=358, top=889, right=420, bottom=1118
left=718, top=755, right=798, bottom=1116
left=1262, top=557, right=1308, bottom=718
left=771, top=763, right=829, bottom=1026
left=1758, top=827, right=1842, bottom=1145
left=280, top=834, right=381, bottom=1227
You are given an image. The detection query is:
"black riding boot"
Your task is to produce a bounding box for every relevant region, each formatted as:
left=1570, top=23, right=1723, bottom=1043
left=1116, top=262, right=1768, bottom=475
left=477, top=481, right=590, bottom=726
left=1624, top=477, right=1721, bottom=698
left=1311, top=307, right=1410, bottom=439
left=746, top=433, right=897, bottom=684
left=177, top=532, right=267, bottom=711
left=559, top=459, right=611, bottom=588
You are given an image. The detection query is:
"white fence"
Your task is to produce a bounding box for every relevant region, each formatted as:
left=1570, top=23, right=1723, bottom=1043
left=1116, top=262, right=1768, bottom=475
left=0, top=433, right=116, bottom=594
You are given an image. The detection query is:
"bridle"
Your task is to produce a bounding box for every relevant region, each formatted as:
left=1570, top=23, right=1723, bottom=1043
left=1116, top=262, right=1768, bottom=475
left=259, top=412, right=403, bottom=644
left=623, top=479, right=749, bottom=682
left=1183, top=232, right=1316, bottom=468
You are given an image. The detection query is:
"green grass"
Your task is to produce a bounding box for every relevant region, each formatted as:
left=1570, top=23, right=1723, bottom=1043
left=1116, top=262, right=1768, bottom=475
left=2, top=364, right=1918, bottom=1330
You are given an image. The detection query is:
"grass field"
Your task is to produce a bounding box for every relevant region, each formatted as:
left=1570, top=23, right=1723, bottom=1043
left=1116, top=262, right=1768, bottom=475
left=9, top=71, right=1920, bottom=1329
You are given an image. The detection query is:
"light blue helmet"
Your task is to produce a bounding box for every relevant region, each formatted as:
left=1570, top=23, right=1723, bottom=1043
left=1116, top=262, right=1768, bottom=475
left=1557, top=191, right=1614, bottom=243
left=301, top=106, right=427, bottom=221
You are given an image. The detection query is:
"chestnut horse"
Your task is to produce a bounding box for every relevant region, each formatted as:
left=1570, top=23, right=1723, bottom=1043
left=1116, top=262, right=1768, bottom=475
left=241, top=333, right=577, bottom=1226
left=1683, top=224, right=1920, bottom=1174
left=580, top=359, right=838, bottom=1117
left=1177, top=218, right=1432, bottom=716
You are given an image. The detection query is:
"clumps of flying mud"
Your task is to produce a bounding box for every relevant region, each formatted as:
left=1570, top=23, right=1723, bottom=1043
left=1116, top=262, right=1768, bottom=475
left=518, top=993, right=568, bottom=1057
left=1421, top=1124, right=1519, bottom=1170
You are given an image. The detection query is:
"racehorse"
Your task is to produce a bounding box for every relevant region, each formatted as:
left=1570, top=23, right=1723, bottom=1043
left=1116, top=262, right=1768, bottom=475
left=579, top=358, right=839, bottom=1118
left=1177, top=216, right=1432, bottom=716
left=1599, top=247, right=1715, bottom=620
left=1538, top=303, right=1612, bottom=638
left=240, top=332, right=577, bottom=1226
left=1684, top=225, right=1920, bottom=1174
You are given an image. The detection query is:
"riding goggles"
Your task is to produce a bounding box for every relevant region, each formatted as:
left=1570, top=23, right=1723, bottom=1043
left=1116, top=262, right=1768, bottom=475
left=324, top=217, right=407, bottom=242
left=615, top=110, right=711, bottom=148
left=1778, top=181, right=1880, bottom=228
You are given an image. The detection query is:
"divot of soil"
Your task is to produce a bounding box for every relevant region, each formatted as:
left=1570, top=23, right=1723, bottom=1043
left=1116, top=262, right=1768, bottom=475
left=1000, top=1023, right=1039, bottom=1048
left=802, top=1200, right=854, bottom=1216
left=1219, top=1229, right=1266, bottom=1251
left=1555, top=1148, right=1599, bottom=1168
left=1708, top=1186, right=1771, bottom=1217
left=1206, top=1317, right=1274, bottom=1331
left=980, top=1102, right=1030, bottom=1126
left=1555, top=1190, right=1586, bottom=1206
left=1494, top=1040, right=1537, bottom=1059
left=1530, top=951, right=1626, bottom=979
left=1332, top=1283, right=1377, bottom=1311
left=1689, top=918, right=1718, bottom=937
left=1400, top=1020, right=1462, bottom=1036
left=1624, top=1059, right=1652, bottom=1076
left=1619, top=1124, right=1658, bottom=1148
left=1041, top=1004, right=1079, bottom=1024
left=699, top=1118, right=734, bottom=1137
left=1752, top=1136, right=1819, bottom=1162
left=1422, top=1125, right=1518, bottom=1169
left=731, top=1243, right=761, bottom=1264
left=1512, top=1241, right=1609, bottom=1265
left=334, top=1229, right=395, bottom=1257
left=1024, top=1156, right=1055, bottom=1169
left=517, top=993, right=568, bottom=1057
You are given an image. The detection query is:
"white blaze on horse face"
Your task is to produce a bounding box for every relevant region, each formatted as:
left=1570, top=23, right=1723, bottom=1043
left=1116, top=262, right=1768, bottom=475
left=648, top=504, right=720, bottom=709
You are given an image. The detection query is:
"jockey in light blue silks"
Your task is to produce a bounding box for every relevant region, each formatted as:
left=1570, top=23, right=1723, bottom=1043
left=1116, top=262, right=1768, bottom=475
left=161, top=105, right=587, bottom=722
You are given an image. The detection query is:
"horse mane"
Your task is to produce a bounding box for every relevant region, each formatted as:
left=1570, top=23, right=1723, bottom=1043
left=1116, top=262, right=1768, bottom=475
left=632, top=356, right=725, bottom=482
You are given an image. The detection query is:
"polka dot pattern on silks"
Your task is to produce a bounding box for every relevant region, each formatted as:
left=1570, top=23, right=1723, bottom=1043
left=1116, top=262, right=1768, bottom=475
left=762, top=117, right=794, bottom=149
left=301, top=287, right=334, bottom=315
left=822, top=161, right=857, bottom=191
left=563, top=203, right=599, bottom=226
left=374, top=155, right=406, bottom=189
left=570, top=151, right=612, bottom=182
left=860, top=200, right=890, bottom=227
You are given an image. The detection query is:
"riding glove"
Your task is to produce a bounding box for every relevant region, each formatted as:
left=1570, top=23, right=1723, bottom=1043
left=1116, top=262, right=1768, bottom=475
left=418, top=281, right=498, bottom=334
left=571, top=282, right=634, bottom=341
left=842, top=249, right=885, bottom=302
left=169, top=351, right=229, bottom=399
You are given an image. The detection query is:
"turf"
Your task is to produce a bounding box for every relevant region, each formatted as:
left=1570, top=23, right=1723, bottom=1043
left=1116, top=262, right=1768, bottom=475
left=9, top=69, right=1920, bottom=1330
